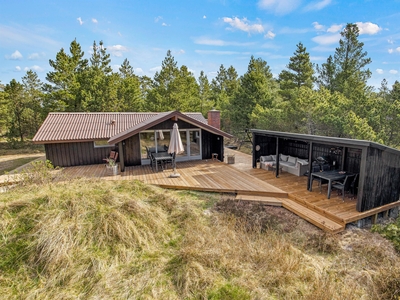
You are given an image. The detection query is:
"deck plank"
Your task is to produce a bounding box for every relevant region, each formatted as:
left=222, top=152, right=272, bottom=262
left=55, top=149, right=400, bottom=233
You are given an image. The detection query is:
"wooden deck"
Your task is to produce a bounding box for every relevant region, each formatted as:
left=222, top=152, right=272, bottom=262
left=58, top=149, right=400, bottom=233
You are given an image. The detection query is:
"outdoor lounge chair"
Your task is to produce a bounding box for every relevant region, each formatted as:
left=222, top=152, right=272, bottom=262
left=104, top=150, right=118, bottom=163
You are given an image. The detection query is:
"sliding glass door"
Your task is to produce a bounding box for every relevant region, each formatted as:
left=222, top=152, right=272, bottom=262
left=140, top=129, right=201, bottom=164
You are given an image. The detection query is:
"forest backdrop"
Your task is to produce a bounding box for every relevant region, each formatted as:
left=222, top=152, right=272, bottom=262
left=1, top=23, right=400, bottom=148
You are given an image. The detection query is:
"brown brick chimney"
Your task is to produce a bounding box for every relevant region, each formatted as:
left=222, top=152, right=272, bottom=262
left=207, top=109, right=220, bottom=129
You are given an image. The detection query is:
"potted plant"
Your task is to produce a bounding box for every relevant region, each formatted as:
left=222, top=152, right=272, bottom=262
left=105, top=158, right=118, bottom=175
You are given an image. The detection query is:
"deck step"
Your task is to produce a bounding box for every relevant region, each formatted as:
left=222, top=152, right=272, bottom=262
left=282, top=198, right=345, bottom=233
left=235, top=194, right=283, bottom=206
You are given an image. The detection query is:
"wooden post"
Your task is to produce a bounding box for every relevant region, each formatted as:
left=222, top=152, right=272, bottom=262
left=307, top=142, right=313, bottom=191
left=252, top=132, right=257, bottom=168
left=371, top=213, right=378, bottom=224
left=383, top=210, right=389, bottom=219
left=275, top=137, right=280, bottom=178
left=356, top=147, right=368, bottom=212
left=118, top=141, right=125, bottom=172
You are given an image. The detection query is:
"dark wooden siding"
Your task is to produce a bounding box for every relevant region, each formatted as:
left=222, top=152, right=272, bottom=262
left=202, top=130, right=224, bottom=160
left=149, top=119, right=197, bottom=130
left=254, top=135, right=276, bottom=161
left=360, top=147, right=400, bottom=211
left=282, top=139, right=308, bottom=159
left=45, top=142, right=116, bottom=167
left=345, top=148, right=362, bottom=173
left=123, top=134, right=141, bottom=166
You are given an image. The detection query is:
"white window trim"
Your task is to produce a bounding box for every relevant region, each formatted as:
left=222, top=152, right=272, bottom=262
left=94, top=140, right=115, bottom=148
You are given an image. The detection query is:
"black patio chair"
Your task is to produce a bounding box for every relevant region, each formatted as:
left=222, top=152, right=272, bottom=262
left=331, top=174, right=356, bottom=201
left=149, top=153, right=164, bottom=172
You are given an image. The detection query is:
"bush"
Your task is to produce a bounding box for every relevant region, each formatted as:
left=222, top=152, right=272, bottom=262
left=372, top=217, right=400, bottom=252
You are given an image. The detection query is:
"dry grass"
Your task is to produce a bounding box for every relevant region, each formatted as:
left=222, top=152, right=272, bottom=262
left=0, top=178, right=399, bottom=299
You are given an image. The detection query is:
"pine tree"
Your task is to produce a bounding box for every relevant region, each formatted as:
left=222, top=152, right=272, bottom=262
left=316, top=55, right=336, bottom=92
left=198, top=71, right=212, bottom=115
left=279, top=42, right=314, bottom=91
left=4, top=79, right=29, bottom=141
left=22, top=70, right=44, bottom=133
left=230, top=56, right=278, bottom=133
left=46, top=39, right=88, bottom=111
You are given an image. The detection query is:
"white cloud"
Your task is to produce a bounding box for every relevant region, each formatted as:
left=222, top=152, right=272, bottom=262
left=356, top=22, right=381, bottom=35
left=389, top=70, right=398, bottom=74
left=107, top=45, right=128, bottom=57
left=203, top=15, right=207, bottom=19
left=134, top=68, right=144, bottom=74
left=397, top=47, right=400, bottom=52
left=162, top=22, right=168, bottom=26
left=0, top=25, right=60, bottom=48
left=24, top=65, right=44, bottom=72
left=193, top=37, right=255, bottom=46
left=195, top=50, right=240, bottom=55
left=388, top=39, right=394, bottom=44
left=8, top=50, right=23, bottom=60
left=118, top=32, right=122, bottom=36
left=15, top=66, right=21, bottom=71
left=312, top=33, right=341, bottom=45
left=264, top=30, right=276, bottom=39
left=77, top=17, right=83, bottom=25
left=388, top=49, right=394, bottom=54
left=155, top=16, right=162, bottom=23
left=150, top=66, right=162, bottom=73
left=28, top=52, right=45, bottom=60
left=177, top=49, right=185, bottom=54
left=376, top=69, right=384, bottom=74
left=312, top=22, right=325, bottom=31
left=311, top=45, right=335, bottom=52
left=223, top=17, right=264, bottom=34
left=258, top=0, right=301, bottom=15
left=327, top=24, right=343, bottom=33
left=304, top=0, right=332, bottom=11
left=92, top=18, right=98, bottom=24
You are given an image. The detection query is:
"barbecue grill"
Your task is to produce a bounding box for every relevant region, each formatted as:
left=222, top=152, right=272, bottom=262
left=314, top=156, right=331, bottom=171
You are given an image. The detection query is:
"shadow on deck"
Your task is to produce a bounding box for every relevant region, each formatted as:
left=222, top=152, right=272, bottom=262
left=59, top=149, right=400, bottom=233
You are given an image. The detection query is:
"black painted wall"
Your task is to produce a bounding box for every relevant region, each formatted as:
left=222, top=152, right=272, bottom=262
left=45, top=142, right=117, bottom=167
left=360, top=147, right=400, bottom=211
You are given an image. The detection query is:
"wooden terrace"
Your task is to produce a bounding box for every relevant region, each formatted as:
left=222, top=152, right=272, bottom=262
left=59, top=149, right=400, bottom=233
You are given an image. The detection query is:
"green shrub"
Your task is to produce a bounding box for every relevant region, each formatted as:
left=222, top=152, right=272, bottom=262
left=372, top=217, right=400, bottom=252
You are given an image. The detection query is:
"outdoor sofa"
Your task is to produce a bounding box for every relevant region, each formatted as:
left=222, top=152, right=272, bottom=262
left=260, top=154, right=309, bottom=176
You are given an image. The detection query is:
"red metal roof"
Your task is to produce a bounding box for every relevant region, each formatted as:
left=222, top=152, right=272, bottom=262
left=33, top=111, right=232, bottom=144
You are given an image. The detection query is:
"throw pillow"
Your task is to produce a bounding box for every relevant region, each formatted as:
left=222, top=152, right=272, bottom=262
left=288, top=155, right=297, bottom=164
left=280, top=154, right=289, bottom=161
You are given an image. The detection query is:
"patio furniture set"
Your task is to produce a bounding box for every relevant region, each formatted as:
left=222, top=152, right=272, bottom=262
left=259, top=154, right=358, bottom=200
left=145, top=146, right=174, bottom=172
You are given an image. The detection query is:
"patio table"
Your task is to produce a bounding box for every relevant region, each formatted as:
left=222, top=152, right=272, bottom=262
left=309, top=170, right=348, bottom=199
left=152, top=152, right=173, bottom=172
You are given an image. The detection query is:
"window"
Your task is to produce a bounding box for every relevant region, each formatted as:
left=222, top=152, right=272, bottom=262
left=94, top=140, right=114, bottom=148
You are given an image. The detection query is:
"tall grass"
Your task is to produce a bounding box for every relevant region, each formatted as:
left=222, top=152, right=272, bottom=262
left=0, top=178, right=399, bottom=299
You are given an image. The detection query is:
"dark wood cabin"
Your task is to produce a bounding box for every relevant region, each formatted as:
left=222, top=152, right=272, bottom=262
left=33, top=111, right=232, bottom=172
left=251, top=130, right=400, bottom=212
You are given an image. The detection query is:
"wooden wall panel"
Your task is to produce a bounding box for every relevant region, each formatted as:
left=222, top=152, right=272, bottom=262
left=201, top=130, right=223, bottom=160
left=124, top=134, right=141, bottom=166
left=361, top=147, right=400, bottom=211
left=44, top=142, right=115, bottom=167
left=149, top=119, right=197, bottom=131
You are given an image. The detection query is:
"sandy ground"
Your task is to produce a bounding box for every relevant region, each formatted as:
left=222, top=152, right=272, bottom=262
left=0, top=153, right=46, bottom=175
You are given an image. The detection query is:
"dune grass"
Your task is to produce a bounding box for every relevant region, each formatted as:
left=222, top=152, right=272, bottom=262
left=0, top=177, right=399, bottom=299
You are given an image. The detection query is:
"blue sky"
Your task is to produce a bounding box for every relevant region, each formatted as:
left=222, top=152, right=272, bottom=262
left=1, top=0, right=400, bottom=89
